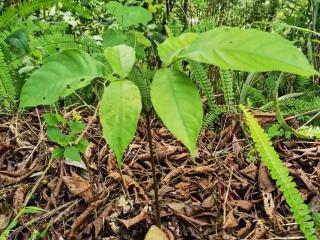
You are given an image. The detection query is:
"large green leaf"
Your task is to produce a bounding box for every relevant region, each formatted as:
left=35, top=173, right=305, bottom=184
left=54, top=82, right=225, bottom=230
left=181, top=27, right=319, bottom=77
left=104, top=45, right=136, bottom=79
left=150, top=69, right=203, bottom=159
left=157, top=33, right=198, bottom=67
left=5, top=29, right=29, bottom=51
left=99, top=80, right=142, bottom=168
left=106, top=1, right=152, bottom=28
left=20, top=49, right=108, bottom=108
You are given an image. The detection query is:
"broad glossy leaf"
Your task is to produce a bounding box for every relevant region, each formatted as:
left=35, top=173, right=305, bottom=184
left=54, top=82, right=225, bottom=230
left=157, top=33, right=198, bottom=66
left=104, top=45, right=136, bottom=79
left=20, top=49, right=108, bottom=108
left=181, top=27, right=319, bottom=77
left=151, top=69, right=203, bottom=159
left=99, top=80, right=142, bottom=168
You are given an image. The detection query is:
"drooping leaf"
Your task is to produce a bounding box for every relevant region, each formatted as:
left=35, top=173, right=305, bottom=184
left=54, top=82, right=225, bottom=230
left=157, top=33, right=198, bottom=66
left=64, top=146, right=82, bottom=162
left=104, top=45, right=136, bottom=79
left=150, top=69, right=203, bottom=159
left=5, top=29, right=29, bottom=51
left=106, top=1, right=152, bottom=28
left=99, top=80, right=142, bottom=168
left=19, top=49, right=108, bottom=108
left=181, top=27, right=319, bottom=77
left=102, top=29, right=127, bottom=48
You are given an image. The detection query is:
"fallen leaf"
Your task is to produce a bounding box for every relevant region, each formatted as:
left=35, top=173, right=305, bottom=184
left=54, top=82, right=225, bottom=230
left=258, top=164, right=274, bottom=192
left=145, top=225, right=169, bottom=240
left=0, top=213, right=12, bottom=231
left=13, top=185, right=27, bottom=211
left=62, top=172, right=94, bottom=203
left=223, top=211, right=238, bottom=229
left=202, top=195, right=216, bottom=209
left=235, top=200, right=253, bottom=211
left=119, top=208, right=149, bottom=229
left=262, top=191, right=275, bottom=220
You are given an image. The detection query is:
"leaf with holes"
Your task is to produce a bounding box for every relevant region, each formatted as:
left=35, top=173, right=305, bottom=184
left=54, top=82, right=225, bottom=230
left=19, top=49, right=108, bottom=108
left=99, top=80, right=142, bottom=168
left=181, top=27, right=319, bottom=77
left=151, top=68, right=203, bottom=159
left=104, top=45, right=136, bottom=79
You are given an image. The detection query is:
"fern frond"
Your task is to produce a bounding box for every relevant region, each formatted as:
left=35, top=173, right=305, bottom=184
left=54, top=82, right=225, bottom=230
left=0, top=0, right=90, bottom=30
left=241, top=105, right=317, bottom=240
left=220, top=69, right=234, bottom=107
left=298, top=126, right=320, bottom=139
left=0, top=47, right=16, bottom=104
left=296, top=76, right=312, bottom=92
left=202, top=108, right=223, bottom=129
left=128, top=66, right=152, bottom=112
left=189, top=61, right=217, bottom=110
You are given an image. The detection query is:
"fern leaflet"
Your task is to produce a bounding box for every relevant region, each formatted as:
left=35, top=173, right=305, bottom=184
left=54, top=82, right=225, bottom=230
left=240, top=105, right=317, bottom=240
left=220, top=69, right=234, bottom=107
left=128, top=66, right=152, bottom=112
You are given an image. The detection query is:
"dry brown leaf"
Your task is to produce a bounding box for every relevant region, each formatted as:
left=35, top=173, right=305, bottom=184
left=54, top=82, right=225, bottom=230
left=232, top=134, right=242, bottom=157
left=234, top=200, right=253, bottom=211
left=13, top=185, right=27, bottom=211
left=145, top=225, right=169, bottom=240
left=240, top=163, right=257, bottom=180
left=235, top=220, right=252, bottom=238
left=0, top=213, right=12, bottom=230
left=223, top=211, right=238, bottom=229
left=109, top=172, right=148, bottom=201
left=62, top=172, right=94, bottom=203
left=262, top=191, right=275, bottom=220
left=202, top=195, right=216, bottom=209
left=258, top=164, right=274, bottom=192
left=119, top=208, right=149, bottom=229
left=252, top=220, right=268, bottom=240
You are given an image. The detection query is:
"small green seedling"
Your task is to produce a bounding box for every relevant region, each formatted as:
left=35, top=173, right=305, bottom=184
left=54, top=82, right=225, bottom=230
left=43, top=113, right=89, bottom=168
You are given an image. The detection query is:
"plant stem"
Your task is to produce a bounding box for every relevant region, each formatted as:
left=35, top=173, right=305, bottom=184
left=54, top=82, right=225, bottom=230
left=146, top=114, right=161, bottom=228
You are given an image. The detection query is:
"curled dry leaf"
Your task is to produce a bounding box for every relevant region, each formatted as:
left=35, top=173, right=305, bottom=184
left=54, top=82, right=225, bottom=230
left=262, top=191, right=275, bottom=220
left=145, top=225, right=169, bottom=240
left=62, top=172, right=94, bottom=203
left=233, top=200, right=253, bottom=211
left=202, top=195, right=216, bottom=209
left=258, top=164, right=274, bottom=192
left=119, top=208, right=149, bottom=229
left=109, top=172, right=148, bottom=201
left=13, top=185, right=27, bottom=211
left=223, top=211, right=238, bottom=229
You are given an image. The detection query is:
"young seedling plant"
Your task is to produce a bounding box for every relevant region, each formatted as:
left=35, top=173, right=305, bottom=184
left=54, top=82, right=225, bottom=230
left=19, top=25, right=319, bottom=239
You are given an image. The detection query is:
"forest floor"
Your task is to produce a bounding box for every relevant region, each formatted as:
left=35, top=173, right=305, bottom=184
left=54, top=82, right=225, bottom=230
left=0, top=108, right=319, bottom=240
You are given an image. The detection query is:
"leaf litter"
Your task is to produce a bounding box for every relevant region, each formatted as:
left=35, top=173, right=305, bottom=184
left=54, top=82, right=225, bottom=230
left=0, top=110, right=319, bottom=239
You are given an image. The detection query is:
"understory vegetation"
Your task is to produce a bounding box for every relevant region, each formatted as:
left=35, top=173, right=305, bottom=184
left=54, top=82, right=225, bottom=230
left=0, top=0, right=320, bottom=239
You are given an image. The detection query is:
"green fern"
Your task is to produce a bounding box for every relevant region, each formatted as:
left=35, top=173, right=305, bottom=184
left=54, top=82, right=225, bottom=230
left=189, top=60, right=221, bottom=127
left=298, top=126, right=320, bottom=139
left=128, top=66, right=152, bottom=112
left=240, top=105, right=317, bottom=240
left=0, top=0, right=90, bottom=30
left=0, top=47, right=16, bottom=106
left=220, top=69, right=234, bottom=107
left=296, top=76, right=312, bottom=92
